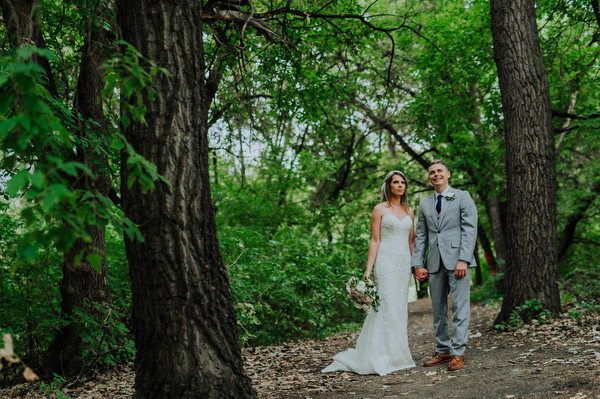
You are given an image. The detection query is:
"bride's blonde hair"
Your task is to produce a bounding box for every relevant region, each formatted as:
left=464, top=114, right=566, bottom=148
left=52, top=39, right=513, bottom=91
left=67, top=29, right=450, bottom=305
left=380, top=171, right=408, bottom=209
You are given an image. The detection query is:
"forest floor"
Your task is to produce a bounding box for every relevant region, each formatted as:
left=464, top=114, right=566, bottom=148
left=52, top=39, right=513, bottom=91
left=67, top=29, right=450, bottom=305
left=2, top=298, right=600, bottom=399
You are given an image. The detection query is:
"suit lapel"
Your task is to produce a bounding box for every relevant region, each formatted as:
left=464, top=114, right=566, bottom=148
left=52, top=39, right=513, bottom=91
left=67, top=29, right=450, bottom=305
left=437, top=187, right=454, bottom=227
left=428, top=193, right=436, bottom=223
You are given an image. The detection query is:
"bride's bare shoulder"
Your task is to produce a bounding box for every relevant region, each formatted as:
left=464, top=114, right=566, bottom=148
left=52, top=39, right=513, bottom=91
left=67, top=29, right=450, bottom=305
left=372, top=203, right=388, bottom=217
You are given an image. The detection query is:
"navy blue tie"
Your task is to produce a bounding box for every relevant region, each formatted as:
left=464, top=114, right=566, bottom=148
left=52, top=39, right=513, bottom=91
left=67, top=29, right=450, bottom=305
left=436, top=195, right=442, bottom=214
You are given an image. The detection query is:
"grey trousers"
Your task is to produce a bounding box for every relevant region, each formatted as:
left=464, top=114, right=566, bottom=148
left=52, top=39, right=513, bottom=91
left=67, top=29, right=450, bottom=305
left=428, top=264, right=471, bottom=356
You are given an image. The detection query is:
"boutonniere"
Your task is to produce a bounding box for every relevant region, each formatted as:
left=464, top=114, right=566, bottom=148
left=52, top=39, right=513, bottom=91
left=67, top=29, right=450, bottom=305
left=445, top=193, right=456, bottom=201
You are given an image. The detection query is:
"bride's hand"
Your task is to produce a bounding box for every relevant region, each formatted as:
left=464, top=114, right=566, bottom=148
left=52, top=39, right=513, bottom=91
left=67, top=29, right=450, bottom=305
left=363, top=272, right=371, bottom=282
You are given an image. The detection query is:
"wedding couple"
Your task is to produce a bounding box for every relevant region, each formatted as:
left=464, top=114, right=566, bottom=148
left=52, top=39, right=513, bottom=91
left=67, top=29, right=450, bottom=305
left=322, top=159, right=478, bottom=376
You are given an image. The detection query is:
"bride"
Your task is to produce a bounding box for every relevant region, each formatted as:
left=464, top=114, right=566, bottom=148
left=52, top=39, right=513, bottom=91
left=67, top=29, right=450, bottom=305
left=322, top=171, right=416, bottom=375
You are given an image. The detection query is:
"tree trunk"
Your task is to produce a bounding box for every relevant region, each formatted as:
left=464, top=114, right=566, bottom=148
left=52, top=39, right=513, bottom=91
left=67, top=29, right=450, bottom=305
left=477, top=225, right=498, bottom=276
left=490, top=0, right=561, bottom=324
left=486, top=178, right=506, bottom=269
left=0, top=0, right=58, bottom=97
left=117, top=1, right=256, bottom=398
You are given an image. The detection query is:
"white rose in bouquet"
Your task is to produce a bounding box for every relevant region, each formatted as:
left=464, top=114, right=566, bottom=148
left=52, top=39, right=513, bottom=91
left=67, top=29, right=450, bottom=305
left=356, top=281, right=367, bottom=293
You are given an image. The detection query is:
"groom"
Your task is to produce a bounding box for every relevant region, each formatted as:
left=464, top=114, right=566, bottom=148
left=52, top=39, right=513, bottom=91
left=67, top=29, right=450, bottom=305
left=411, top=159, right=478, bottom=371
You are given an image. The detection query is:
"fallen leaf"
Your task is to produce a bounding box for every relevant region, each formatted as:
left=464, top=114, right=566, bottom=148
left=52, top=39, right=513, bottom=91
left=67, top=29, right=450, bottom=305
left=22, top=367, right=39, bottom=382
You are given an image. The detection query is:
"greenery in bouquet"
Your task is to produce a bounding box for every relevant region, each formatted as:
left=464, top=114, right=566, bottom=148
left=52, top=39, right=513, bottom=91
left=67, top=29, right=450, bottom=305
left=346, top=274, right=380, bottom=313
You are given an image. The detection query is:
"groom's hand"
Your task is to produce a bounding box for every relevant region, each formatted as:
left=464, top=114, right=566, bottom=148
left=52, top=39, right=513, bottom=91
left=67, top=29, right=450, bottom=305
left=455, top=261, right=468, bottom=279
left=415, top=267, right=428, bottom=282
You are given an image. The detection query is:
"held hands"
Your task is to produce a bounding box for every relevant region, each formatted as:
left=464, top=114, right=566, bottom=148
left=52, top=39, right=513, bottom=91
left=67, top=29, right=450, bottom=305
left=455, top=261, right=468, bottom=279
left=414, top=267, right=428, bottom=282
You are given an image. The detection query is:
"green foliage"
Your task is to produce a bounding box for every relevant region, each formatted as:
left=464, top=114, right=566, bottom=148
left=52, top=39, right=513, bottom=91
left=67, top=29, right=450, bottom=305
left=0, top=46, right=134, bottom=267
left=224, top=218, right=368, bottom=345
left=561, top=264, right=600, bottom=322
left=495, top=299, right=552, bottom=331
left=0, top=204, right=133, bottom=367
left=215, top=163, right=372, bottom=345
left=0, top=202, right=63, bottom=359
left=561, top=264, right=600, bottom=301
left=65, top=300, right=135, bottom=369
left=0, top=39, right=176, bottom=269
left=39, top=373, right=70, bottom=399
left=567, top=301, right=600, bottom=322
left=471, top=272, right=504, bottom=303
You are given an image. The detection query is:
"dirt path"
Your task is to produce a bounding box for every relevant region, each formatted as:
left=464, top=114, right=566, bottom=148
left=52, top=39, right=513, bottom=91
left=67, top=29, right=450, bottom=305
left=245, top=299, right=600, bottom=399
left=2, top=299, right=599, bottom=398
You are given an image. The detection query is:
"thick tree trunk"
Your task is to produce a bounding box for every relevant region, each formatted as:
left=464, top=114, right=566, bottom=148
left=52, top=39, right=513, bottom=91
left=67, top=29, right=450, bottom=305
left=118, top=1, right=256, bottom=398
left=490, top=0, right=561, bottom=324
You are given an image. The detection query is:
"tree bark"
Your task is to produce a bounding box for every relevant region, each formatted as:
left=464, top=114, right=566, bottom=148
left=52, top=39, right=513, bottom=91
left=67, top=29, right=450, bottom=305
left=490, top=0, right=561, bottom=324
left=117, top=1, right=256, bottom=397
left=477, top=225, right=498, bottom=276
left=486, top=178, right=506, bottom=269
left=0, top=0, right=58, bottom=97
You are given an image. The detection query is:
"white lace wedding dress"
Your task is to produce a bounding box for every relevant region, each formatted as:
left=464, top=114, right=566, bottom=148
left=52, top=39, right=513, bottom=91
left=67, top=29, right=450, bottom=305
left=322, top=214, right=416, bottom=375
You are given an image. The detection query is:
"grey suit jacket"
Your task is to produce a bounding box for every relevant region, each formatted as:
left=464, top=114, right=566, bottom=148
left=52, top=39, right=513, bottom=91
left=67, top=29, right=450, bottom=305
left=411, top=187, right=478, bottom=272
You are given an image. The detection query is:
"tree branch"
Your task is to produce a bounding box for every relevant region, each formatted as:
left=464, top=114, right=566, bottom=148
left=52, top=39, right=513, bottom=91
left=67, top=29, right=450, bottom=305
left=552, top=110, right=600, bottom=120
left=203, top=9, right=290, bottom=44
left=554, top=126, right=579, bottom=134
left=557, top=180, right=600, bottom=260
left=349, top=96, right=430, bottom=169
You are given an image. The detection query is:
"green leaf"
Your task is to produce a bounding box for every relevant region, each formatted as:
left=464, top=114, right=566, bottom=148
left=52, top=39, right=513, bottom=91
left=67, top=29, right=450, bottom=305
left=48, top=183, right=73, bottom=198
left=22, top=244, right=38, bottom=263
left=41, top=192, right=59, bottom=212
left=110, top=137, right=125, bottom=151
left=73, top=249, right=86, bottom=267
left=58, top=162, right=79, bottom=177
left=30, top=170, right=46, bottom=189
left=86, top=254, right=104, bottom=272
left=120, top=114, right=130, bottom=128
left=127, top=173, right=137, bottom=189
left=21, top=207, right=36, bottom=226
left=0, top=118, right=17, bottom=139
left=0, top=93, right=15, bottom=113
left=6, top=170, right=30, bottom=196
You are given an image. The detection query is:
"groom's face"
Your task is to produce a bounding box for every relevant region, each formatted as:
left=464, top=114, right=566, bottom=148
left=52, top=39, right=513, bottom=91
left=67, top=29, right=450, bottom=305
left=428, top=163, right=451, bottom=192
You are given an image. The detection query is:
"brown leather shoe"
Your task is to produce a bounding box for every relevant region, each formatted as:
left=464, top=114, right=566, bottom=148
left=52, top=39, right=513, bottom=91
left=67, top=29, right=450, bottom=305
left=423, top=352, right=453, bottom=367
left=448, top=355, right=465, bottom=371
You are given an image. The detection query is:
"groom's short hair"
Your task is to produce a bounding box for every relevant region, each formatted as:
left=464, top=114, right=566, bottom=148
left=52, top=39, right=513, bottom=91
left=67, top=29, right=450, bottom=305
left=429, top=159, right=448, bottom=170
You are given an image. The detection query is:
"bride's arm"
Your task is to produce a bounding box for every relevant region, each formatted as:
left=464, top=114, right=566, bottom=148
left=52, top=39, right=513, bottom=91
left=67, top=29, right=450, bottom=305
left=364, top=205, right=383, bottom=282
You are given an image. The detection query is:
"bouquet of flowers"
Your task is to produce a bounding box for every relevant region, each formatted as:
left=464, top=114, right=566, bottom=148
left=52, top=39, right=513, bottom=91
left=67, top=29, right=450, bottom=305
left=346, top=274, right=380, bottom=313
